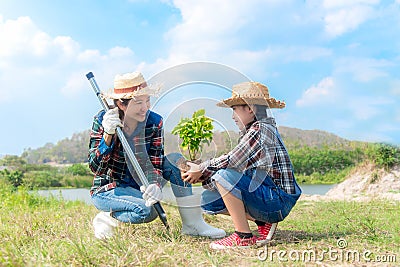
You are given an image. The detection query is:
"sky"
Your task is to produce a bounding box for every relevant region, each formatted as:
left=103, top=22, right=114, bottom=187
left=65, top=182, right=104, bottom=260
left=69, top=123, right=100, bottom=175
left=0, top=0, right=399, bottom=156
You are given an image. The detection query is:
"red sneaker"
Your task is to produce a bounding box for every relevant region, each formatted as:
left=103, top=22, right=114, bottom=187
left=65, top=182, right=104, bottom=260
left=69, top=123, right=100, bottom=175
left=210, top=233, right=256, bottom=250
left=256, top=222, right=277, bottom=245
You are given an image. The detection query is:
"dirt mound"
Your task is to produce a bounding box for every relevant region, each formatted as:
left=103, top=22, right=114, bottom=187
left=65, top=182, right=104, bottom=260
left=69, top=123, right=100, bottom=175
left=300, top=163, right=400, bottom=201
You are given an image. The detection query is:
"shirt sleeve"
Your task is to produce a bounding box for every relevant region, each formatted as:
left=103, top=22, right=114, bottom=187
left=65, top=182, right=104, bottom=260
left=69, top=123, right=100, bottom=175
left=88, top=111, right=114, bottom=176
left=199, top=126, right=261, bottom=179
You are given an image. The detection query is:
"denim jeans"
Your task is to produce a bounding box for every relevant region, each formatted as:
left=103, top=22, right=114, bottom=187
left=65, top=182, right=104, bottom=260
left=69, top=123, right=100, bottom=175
left=91, top=153, right=192, bottom=223
left=201, top=168, right=302, bottom=223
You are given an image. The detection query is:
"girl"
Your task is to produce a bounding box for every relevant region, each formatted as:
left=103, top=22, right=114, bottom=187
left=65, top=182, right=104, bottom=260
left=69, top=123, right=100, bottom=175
left=183, top=81, right=302, bottom=249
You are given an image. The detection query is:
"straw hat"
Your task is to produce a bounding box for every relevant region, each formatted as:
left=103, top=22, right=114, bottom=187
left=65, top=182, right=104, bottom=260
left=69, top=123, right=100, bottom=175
left=104, top=72, right=160, bottom=99
left=217, top=82, right=285, bottom=108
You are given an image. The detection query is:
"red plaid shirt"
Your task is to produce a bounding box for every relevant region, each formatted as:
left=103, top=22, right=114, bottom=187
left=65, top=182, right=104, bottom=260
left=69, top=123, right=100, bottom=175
left=88, top=110, right=164, bottom=194
left=199, top=117, right=296, bottom=194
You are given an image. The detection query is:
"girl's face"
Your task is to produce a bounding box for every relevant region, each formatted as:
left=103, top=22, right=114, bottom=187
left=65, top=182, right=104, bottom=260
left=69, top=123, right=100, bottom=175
left=121, top=95, right=150, bottom=122
left=231, top=105, right=255, bottom=131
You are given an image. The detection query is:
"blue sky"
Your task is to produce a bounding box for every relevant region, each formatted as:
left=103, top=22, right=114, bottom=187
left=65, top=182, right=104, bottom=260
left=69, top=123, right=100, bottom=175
left=0, top=0, right=399, bottom=156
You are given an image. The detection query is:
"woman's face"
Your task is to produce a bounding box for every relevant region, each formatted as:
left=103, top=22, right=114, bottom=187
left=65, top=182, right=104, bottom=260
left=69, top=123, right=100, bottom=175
left=121, top=95, right=150, bottom=123
left=231, top=105, right=255, bottom=131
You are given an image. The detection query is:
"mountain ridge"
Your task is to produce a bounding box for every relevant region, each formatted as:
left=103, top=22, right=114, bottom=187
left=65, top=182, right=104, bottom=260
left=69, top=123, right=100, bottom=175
left=20, top=126, right=357, bottom=164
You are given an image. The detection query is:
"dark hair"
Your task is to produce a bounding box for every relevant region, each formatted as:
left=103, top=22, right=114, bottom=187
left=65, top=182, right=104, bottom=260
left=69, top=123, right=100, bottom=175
left=253, top=104, right=269, bottom=120
left=236, top=104, right=269, bottom=121
left=113, top=99, right=131, bottom=120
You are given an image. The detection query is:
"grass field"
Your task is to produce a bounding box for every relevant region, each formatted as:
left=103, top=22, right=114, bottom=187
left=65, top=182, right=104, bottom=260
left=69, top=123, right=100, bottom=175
left=0, top=186, right=399, bottom=266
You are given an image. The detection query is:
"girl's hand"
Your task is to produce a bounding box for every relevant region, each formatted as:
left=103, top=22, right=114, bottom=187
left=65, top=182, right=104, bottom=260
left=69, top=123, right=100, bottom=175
left=182, top=169, right=203, bottom=184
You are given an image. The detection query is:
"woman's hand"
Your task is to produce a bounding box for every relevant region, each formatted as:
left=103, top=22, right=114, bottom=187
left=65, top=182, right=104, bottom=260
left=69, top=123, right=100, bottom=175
left=102, top=107, right=123, bottom=135
left=140, top=184, right=162, bottom=207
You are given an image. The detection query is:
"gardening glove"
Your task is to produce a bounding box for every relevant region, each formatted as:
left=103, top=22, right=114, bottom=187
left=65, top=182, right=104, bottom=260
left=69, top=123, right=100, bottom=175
left=102, top=107, right=123, bottom=135
left=140, top=184, right=162, bottom=207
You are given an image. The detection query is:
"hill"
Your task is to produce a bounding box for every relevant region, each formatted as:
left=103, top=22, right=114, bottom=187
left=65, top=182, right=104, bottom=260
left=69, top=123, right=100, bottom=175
left=278, top=126, right=351, bottom=148
left=21, top=130, right=91, bottom=164
left=21, top=126, right=354, bottom=164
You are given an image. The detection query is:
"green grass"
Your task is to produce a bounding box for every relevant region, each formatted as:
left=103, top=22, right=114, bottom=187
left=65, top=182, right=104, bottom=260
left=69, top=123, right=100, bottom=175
left=0, top=184, right=399, bottom=266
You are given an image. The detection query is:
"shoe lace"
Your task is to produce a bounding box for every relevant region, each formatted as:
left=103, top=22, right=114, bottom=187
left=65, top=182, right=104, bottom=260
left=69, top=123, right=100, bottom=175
left=258, top=223, right=273, bottom=238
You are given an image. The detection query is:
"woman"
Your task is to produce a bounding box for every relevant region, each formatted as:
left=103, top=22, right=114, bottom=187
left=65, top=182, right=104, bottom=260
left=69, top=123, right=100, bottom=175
left=89, top=71, right=225, bottom=239
left=183, top=81, right=302, bottom=249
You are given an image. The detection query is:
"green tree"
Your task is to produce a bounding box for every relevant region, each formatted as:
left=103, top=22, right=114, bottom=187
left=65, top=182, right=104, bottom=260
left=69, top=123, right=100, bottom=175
left=171, top=109, right=214, bottom=161
left=0, top=155, right=27, bottom=167
left=67, top=163, right=90, bottom=176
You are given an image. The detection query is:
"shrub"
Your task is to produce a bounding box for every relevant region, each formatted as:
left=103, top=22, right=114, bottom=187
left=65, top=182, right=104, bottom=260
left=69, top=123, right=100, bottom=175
left=290, top=146, right=360, bottom=176
left=366, top=143, right=399, bottom=170
left=22, top=171, right=62, bottom=189
left=0, top=169, right=24, bottom=187
left=67, top=163, right=91, bottom=176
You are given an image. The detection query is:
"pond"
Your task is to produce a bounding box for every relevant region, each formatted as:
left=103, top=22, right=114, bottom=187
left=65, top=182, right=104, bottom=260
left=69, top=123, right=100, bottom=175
left=35, top=184, right=336, bottom=205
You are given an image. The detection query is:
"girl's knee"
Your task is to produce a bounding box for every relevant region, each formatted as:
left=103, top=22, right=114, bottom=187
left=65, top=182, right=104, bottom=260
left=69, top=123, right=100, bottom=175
left=213, top=168, right=242, bottom=186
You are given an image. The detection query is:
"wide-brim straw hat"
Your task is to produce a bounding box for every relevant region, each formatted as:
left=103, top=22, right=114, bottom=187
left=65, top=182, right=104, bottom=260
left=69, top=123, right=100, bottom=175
left=217, top=82, right=285, bottom=109
left=104, top=72, right=161, bottom=99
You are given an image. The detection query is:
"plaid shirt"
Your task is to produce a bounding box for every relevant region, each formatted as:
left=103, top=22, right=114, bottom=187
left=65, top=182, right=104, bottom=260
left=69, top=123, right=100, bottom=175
left=199, top=117, right=296, bottom=194
left=88, top=110, right=164, bottom=194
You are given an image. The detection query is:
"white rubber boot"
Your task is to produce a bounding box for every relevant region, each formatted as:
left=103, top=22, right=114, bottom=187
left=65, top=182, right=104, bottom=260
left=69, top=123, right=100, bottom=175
left=93, top=211, right=119, bottom=239
left=176, top=194, right=226, bottom=239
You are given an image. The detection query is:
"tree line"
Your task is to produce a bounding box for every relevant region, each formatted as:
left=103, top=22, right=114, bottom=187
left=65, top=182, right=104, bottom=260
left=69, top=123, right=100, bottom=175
left=1, top=128, right=398, bottom=188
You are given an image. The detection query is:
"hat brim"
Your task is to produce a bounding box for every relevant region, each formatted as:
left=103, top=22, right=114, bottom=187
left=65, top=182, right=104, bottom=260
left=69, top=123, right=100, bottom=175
left=216, top=96, right=285, bottom=109
left=104, top=83, right=162, bottom=99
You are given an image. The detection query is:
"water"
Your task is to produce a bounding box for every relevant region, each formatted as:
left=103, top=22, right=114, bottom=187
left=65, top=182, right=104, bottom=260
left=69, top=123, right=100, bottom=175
left=35, top=184, right=336, bottom=205
left=299, top=184, right=336, bottom=195
left=35, top=188, right=92, bottom=205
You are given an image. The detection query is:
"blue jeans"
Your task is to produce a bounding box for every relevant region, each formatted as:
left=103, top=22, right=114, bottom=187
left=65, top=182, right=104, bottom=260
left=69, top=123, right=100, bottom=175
left=91, top=153, right=192, bottom=223
left=201, top=168, right=302, bottom=223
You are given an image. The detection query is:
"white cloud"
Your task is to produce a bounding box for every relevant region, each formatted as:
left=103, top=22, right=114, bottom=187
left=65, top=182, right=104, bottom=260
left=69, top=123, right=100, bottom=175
left=108, top=46, right=134, bottom=58
left=324, top=5, right=374, bottom=37
left=31, top=31, right=52, bottom=56
left=77, top=49, right=102, bottom=63
left=0, top=16, right=79, bottom=60
left=320, top=0, right=379, bottom=38
left=271, top=46, right=332, bottom=62
left=396, top=110, right=400, bottom=122
left=335, top=57, right=392, bottom=82
left=296, top=77, right=335, bottom=107
left=162, top=0, right=257, bottom=66
left=390, top=79, right=400, bottom=95
left=60, top=72, right=88, bottom=97
left=323, top=0, right=379, bottom=9
left=53, top=36, right=80, bottom=58
left=147, top=1, right=334, bottom=79
left=349, top=97, right=393, bottom=120
left=0, top=15, right=141, bottom=103
left=0, top=16, right=35, bottom=57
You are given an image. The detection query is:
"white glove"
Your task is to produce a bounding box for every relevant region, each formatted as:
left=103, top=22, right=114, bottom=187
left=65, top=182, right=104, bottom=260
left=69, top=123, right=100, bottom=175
left=140, top=184, right=162, bottom=207
left=102, top=107, right=123, bottom=135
